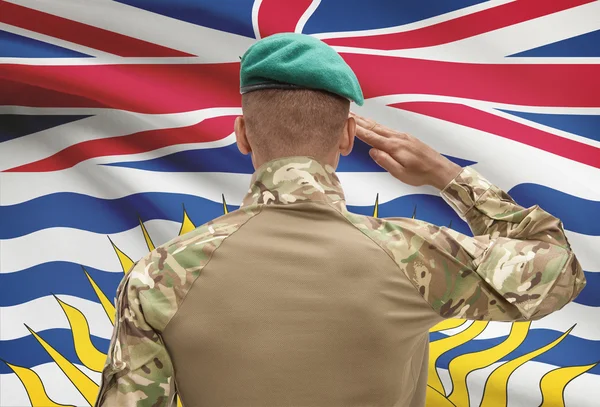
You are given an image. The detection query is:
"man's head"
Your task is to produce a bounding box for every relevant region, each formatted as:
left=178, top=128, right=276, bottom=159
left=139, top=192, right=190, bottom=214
left=236, top=33, right=363, bottom=169
left=235, top=88, right=356, bottom=169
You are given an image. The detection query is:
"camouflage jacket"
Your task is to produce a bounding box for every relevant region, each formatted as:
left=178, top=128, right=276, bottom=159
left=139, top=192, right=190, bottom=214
left=95, top=156, right=585, bottom=407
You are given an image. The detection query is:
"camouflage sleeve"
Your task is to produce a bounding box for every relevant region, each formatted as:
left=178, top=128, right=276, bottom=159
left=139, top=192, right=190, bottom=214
left=95, top=262, right=176, bottom=407
left=419, top=166, right=586, bottom=321
left=376, top=167, right=585, bottom=322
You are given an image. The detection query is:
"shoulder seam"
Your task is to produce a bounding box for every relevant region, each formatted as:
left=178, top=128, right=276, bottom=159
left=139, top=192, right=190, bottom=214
left=327, top=203, right=443, bottom=319
left=142, top=205, right=266, bottom=333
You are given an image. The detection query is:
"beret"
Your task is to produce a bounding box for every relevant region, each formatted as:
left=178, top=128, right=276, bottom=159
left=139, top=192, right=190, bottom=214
left=240, top=33, right=364, bottom=105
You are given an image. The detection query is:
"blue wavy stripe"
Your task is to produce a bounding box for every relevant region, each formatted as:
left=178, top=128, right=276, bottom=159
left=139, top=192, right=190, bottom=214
left=0, top=191, right=470, bottom=239
left=499, top=110, right=600, bottom=143
left=0, top=114, right=92, bottom=143
left=104, top=140, right=476, bottom=172
left=430, top=328, right=600, bottom=375
left=0, top=329, right=109, bottom=374
left=510, top=29, right=600, bottom=57
left=3, top=179, right=597, bottom=239
left=0, top=263, right=122, bottom=307
left=1, top=327, right=599, bottom=374
left=0, top=192, right=228, bottom=239
left=0, top=30, right=90, bottom=58
left=576, top=271, right=600, bottom=307
left=115, top=0, right=255, bottom=38
left=303, top=0, right=486, bottom=35
left=507, top=184, right=600, bottom=236
left=2, top=264, right=597, bottom=308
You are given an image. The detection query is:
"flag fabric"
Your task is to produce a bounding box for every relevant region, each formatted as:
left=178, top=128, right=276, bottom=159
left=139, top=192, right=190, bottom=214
left=1, top=1, right=599, bottom=406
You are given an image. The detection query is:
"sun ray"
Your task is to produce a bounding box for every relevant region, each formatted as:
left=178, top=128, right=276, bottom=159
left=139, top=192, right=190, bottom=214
left=108, top=236, right=134, bottom=273
left=24, top=325, right=99, bottom=406
left=425, top=385, right=456, bottom=407
left=2, top=360, right=74, bottom=407
left=222, top=193, right=229, bottom=214
left=448, top=321, right=531, bottom=406
left=479, top=325, right=575, bottom=407
left=428, top=321, right=488, bottom=395
left=138, top=217, right=156, bottom=252
left=412, top=204, right=417, bottom=219
left=178, top=205, right=197, bottom=236
left=430, top=319, right=466, bottom=333
left=539, top=362, right=599, bottom=407
left=372, top=194, right=379, bottom=217
left=83, top=267, right=115, bottom=325
left=53, top=295, right=107, bottom=373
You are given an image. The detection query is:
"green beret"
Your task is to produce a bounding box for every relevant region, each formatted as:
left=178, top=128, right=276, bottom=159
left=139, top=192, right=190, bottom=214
left=240, top=33, right=364, bottom=106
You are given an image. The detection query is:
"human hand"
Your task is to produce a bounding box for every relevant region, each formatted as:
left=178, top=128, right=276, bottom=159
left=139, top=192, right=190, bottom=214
left=351, top=113, right=462, bottom=190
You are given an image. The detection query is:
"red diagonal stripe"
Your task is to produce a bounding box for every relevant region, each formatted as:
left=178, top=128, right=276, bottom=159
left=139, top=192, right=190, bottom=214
left=325, top=0, right=594, bottom=50
left=0, top=2, right=192, bottom=57
left=343, top=54, right=600, bottom=107
left=0, top=63, right=241, bottom=114
left=258, top=0, right=314, bottom=38
left=5, top=115, right=236, bottom=173
left=393, top=101, right=600, bottom=168
left=1, top=57, right=598, bottom=113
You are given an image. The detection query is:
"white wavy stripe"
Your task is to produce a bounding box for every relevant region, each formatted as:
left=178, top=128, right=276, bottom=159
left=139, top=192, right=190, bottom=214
left=0, top=219, right=182, bottom=274
left=313, top=0, right=515, bottom=40
left=386, top=1, right=600, bottom=63
left=252, top=0, right=263, bottom=40
left=0, top=362, right=99, bottom=407
left=0, top=22, right=113, bottom=58
left=437, top=360, right=600, bottom=407
left=0, top=108, right=241, bottom=172
left=4, top=0, right=255, bottom=63
left=295, top=0, right=321, bottom=34
left=1, top=294, right=114, bottom=341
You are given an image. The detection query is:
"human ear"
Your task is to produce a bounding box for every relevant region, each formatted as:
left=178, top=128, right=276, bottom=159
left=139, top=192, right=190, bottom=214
left=339, top=116, right=356, bottom=156
left=235, top=116, right=251, bottom=155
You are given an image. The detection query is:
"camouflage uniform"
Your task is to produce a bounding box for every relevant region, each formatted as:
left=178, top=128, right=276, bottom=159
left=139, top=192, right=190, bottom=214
left=95, top=156, right=585, bottom=407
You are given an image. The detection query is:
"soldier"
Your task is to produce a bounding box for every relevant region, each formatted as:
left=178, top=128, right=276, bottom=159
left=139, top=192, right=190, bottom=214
left=95, top=33, right=586, bottom=407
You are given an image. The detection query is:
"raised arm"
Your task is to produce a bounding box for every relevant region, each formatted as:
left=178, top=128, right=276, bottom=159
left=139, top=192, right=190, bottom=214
left=351, top=113, right=586, bottom=321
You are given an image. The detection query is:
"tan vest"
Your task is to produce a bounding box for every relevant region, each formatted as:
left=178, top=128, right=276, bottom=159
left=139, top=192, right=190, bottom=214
left=164, top=199, right=438, bottom=406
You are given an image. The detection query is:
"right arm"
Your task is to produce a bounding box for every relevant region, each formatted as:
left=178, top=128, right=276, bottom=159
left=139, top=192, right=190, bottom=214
left=351, top=113, right=586, bottom=321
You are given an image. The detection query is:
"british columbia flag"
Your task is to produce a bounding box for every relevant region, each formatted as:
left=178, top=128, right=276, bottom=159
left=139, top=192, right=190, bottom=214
left=0, top=1, right=599, bottom=406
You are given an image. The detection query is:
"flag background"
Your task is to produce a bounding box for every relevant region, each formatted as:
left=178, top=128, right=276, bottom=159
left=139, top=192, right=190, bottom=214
left=1, top=1, right=599, bottom=406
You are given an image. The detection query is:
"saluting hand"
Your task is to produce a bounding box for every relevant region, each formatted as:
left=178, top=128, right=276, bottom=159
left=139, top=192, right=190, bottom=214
left=351, top=113, right=462, bottom=191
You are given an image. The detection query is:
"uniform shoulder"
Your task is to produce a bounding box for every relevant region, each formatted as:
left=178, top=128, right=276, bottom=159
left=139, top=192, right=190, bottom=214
left=126, top=205, right=262, bottom=330
left=342, top=210, right=427, bottom=238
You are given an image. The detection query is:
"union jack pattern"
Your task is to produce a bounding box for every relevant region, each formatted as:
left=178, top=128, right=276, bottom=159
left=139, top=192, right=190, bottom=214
left=0, top=0, right=599, bottom=406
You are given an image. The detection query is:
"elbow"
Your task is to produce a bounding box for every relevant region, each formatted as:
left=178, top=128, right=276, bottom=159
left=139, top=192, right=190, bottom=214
left=526, top=251, right=586, bottom=321
left=564, top=252, right=586, bottom=300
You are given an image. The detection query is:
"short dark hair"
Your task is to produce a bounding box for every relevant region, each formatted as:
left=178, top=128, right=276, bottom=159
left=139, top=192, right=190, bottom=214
left=241, top=88, right=350, bottom=160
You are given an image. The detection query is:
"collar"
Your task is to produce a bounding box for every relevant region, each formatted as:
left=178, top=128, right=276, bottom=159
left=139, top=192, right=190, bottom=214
left=241, top=156, right=346, bottom=210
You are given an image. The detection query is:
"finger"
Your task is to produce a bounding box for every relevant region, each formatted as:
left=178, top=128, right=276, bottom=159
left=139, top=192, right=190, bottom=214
left=369, top=148, right=405, bottom=175
left=353, top=115, right=389, bottom=137
left=355, top=125, right=396, bottom=151
left=352, top=114, right=408, bottom=140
